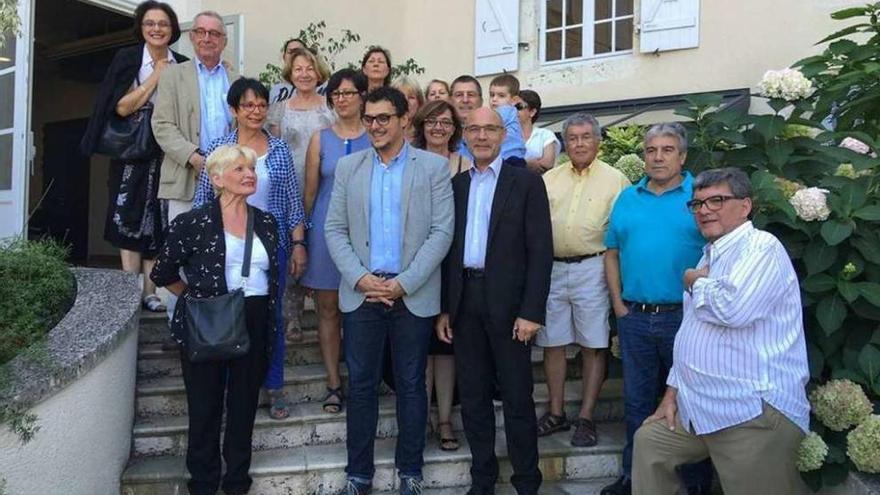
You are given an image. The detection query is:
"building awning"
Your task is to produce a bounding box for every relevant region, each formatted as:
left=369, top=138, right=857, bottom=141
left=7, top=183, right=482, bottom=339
left=78, top=0, right=138, bottom=16
left=537, top=88, right=751, bottom=133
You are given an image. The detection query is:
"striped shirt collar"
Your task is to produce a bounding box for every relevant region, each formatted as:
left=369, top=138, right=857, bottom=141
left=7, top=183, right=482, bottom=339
left=470, top=153, right=503, bottom=178
left=704, top=220, right=753, bottom=260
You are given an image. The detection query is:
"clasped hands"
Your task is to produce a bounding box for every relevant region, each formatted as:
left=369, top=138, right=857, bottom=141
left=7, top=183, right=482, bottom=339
left=356, top=273, right=406, bottom=306
left=435, top=313, right=541, bottom=345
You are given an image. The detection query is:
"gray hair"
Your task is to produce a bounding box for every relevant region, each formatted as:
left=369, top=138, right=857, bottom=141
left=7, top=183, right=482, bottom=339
left=644, top=122, right=688, bottom=152
left=562, top=113, right=602, bottom=140
left=693, top=167, right=752, bottom=198
left=193, top=10, right=226, bottom=34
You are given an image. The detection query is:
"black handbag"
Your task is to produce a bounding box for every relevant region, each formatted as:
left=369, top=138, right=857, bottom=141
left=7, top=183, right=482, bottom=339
left=95, top=76, right=160, bottom=161
left=184, top=208, right=255, bottom=362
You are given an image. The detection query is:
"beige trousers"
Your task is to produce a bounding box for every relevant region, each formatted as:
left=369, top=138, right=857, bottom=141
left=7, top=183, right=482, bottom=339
left=632, top=401, right=807, bottom=495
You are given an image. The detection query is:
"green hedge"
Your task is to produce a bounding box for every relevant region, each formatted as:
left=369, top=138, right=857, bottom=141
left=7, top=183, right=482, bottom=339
left=0, top=239, right=75, bottom=366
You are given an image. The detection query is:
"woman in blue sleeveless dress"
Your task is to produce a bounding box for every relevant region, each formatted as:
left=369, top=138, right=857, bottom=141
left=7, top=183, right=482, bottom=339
left=301, top=69, right=370, bottom=414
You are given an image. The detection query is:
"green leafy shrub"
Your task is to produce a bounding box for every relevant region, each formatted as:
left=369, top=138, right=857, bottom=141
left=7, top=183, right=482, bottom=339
left=0, top=239, right=75, bottom=366
left=598, top=124, right=645, bottom=165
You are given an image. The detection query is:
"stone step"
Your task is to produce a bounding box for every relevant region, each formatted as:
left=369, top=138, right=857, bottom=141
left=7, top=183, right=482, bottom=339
left=132, top=379, right=623, bottom=458
left=137, top=334, right=581, bottom=379
left=135, top=350, right=586, bottom=418
left=121, top=424, right=625, bottom=494
left=372, top=479, right=618, bottom=495
left=137, top=310, right=319, bottom=345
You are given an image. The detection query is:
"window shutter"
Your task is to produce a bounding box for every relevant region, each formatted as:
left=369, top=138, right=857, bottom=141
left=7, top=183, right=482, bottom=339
left=639, top=0, right=700, bottom=53
left=474, top=0, right=519, bottom=76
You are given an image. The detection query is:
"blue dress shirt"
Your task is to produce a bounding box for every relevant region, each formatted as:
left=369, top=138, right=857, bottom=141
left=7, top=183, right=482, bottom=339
left=196, top=59, right=232, bottom=151
left=604, top=172, right=705, bottom=303
left=369, top=143, right=409, bottom=273
left=463, top=155, right=503, bottom=268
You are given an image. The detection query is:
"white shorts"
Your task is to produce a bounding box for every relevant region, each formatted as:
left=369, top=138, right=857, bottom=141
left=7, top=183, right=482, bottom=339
left=536, top=254, right=610, bottom=349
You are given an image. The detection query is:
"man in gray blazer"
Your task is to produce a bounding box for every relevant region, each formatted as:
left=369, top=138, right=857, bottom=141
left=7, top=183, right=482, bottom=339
left=325, top=87, right=454, bottom=495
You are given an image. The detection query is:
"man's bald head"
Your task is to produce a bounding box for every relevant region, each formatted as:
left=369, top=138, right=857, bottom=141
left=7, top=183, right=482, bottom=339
left=464, top=107, right=506, bottom=168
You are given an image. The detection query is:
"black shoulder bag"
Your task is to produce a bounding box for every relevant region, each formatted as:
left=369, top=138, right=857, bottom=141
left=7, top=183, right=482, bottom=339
left=184, top=208, right=254, bottom=362
left=94, top=75, right=160, bottom=161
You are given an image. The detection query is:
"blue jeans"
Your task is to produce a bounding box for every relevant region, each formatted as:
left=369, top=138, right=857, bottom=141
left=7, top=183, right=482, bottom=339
left=618, top=304, right=712, bottom=486
left=264, top=246, right=287, bottom=390
left=343, top=299, right=432, bottom=481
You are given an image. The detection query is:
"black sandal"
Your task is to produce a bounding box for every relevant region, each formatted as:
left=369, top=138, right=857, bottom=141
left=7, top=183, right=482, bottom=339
left=322, top=386, right=344, bottom=414
left=536, top=411, right=570, bottom=437
left=438, top=422, right=459, bottom=451
left=571, top=417, right=598, bottom=447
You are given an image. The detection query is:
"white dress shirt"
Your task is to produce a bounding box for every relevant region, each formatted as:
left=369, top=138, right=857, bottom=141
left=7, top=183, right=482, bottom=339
left=137, top=45, right=175, bottom=103
left=668, top=221, right=811, bottom=434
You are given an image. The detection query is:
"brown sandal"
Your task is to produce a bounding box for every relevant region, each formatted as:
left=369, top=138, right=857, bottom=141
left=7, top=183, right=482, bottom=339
left=571, top=417, right=598, bottom=447
left=536, top=411, right=570, bottom=437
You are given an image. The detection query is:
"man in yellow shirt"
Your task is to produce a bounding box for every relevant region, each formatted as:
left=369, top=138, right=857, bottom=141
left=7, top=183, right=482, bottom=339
left=536, top=113, right=630, bottom=447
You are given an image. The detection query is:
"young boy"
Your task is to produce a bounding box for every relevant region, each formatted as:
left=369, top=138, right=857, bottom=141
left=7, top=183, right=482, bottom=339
left=489, top=74, right=521, bottom=109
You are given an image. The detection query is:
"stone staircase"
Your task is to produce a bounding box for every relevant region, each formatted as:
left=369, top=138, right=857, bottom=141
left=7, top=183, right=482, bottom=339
left=121, top=307, right=627, bottom=494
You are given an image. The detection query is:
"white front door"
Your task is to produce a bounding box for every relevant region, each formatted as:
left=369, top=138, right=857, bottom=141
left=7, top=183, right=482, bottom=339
left=0, top=0, right=34, bottom=241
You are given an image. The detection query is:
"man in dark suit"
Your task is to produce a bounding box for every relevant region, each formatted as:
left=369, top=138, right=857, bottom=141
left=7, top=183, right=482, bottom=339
left=436, top=107, right=553, bottom=495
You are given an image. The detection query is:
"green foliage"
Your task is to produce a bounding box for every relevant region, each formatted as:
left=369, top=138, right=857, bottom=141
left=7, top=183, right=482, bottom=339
left=0, top=239, right=74, bottom=366
left=257, top=21, right=425, bottom=87
left=673, top=5, right=880, bottom=488
left=0, top=0, right=21, bottom=50
left=598, top=124, right=645, bottom=165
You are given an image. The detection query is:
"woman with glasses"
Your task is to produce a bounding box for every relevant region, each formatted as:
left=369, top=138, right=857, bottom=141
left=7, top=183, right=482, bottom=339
left=517, top=89, right=560, bottom=174
left=80, top=1, right=187, bottom=313
left=410, top=98, right=470, bottom=451
left=193, top=78, right=306, bottom=421
left=267, top=47, right=335, bottom=356
left=301, top=69, right=371, bottom=414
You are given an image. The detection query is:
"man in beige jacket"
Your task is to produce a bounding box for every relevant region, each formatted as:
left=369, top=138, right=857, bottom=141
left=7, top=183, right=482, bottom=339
left=152, top=10, right=239, bottom=221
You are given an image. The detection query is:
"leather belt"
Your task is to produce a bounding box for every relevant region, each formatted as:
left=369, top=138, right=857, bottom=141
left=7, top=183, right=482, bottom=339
left=553, top=251, right=605, bottom=263
left=626, top=301, right=682, bottom=314
left=372, top=271, right=398, bottom=279
left=462, top=268, right=486, bottom=279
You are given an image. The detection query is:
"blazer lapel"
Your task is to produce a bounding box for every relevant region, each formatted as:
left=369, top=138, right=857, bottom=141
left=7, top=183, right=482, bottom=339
left=454, top=172, right=471, bottom=258
left=185, top=61, right=201, bottom=131
left=400, top=152, right=417, bottom=229
left=360, top=152, right=373, bottom=240
left=488, top=164, right=515, bottom=247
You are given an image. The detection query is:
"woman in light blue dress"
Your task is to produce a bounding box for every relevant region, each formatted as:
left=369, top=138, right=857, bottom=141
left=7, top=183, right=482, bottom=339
left=301, top=69, right=370, bottom=414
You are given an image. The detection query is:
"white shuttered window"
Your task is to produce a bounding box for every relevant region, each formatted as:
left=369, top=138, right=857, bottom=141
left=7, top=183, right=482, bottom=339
left=541, top=0, right=634, bottom=64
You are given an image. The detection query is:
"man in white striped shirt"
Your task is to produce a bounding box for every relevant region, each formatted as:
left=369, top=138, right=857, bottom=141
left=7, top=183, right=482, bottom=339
left=632, top=168, right=810, bottom=495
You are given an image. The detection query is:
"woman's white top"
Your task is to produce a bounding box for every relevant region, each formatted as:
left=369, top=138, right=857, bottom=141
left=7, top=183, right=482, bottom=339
left=524, top=126, right=561, bottom=162
left=247, top=154, right=270, bottom=211
left=224, top=231, right=270, bottom=296
left=137, top=45, right=175, bottom=103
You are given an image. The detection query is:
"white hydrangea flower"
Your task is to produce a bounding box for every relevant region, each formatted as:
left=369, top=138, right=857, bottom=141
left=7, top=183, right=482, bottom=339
left=840, top=137, right=872, bottom=155
left=789, top=187, right=831, bottom=222
left=757, top=68, right=814, bottom=101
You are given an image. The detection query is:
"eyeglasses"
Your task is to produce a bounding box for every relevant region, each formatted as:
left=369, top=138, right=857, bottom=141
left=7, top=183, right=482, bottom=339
left=464, top=124, right=504, bottom=135
left=362, top=113, right=396, bottom=126
left=142, top=20, right=172, bottom=29
left=686, top=195, right=743, bottom=213
left=424, top=118, right=455, bottom=129
left=240, top=102, right=268, bottom=113
left=331, top=90, right=361, bottom=100
left=515, top=102, right=529, bottom=111
left=191, top=28, right=225, bottom=40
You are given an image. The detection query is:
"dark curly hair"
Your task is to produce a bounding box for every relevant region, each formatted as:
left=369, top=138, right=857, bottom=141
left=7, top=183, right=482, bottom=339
left=133, top=1, right=181, bottom=45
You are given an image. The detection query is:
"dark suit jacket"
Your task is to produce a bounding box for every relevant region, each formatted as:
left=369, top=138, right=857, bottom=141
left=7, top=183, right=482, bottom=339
left=79, top=44, right=188, bottom=156
left=441, top=158, right=553, bottom=329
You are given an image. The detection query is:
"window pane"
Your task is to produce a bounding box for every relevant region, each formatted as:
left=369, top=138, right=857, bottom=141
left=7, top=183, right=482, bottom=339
left=546, top=31, right=562, bottom=61
left=595, top=0, right=612, bottom=21
left=616, top=19, right=633, bottom=51
left=547, top=0, right=563, bottom=28
left=616, top=0, right=633, bottom=16
left=0, top=35, right=14, bottom=71
left=0, top=133, right=11, bottom=190
left=594, top=22, right=612, bottom=54
left=0, top=73, right=13, bottom=129
left=566, top=27, right=583, bottom=59
left=566, top=0, right=583, bottom=25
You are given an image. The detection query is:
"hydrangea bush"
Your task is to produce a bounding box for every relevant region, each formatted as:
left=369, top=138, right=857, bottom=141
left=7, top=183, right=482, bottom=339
left=673, top=4, right=880, bottom=489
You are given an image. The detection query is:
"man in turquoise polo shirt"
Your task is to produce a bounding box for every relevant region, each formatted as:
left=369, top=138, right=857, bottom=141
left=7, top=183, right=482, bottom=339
left=600, top=123, right=712, bottom=495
